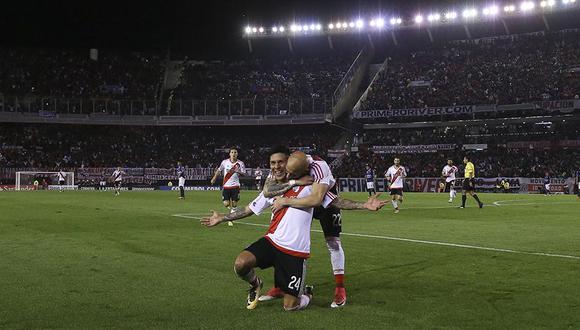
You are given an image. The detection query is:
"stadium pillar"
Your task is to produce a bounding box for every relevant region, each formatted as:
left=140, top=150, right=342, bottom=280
left=391, top=31, right=398, bottom=46
left=463, top=25, right=472, bottom=39
left=327, top=35, right=334, bottom=50
left=542, top=15, right=550, bottom=31
left=501, top=19, right=510, bottom=35
left=247, top=39, right=253, bottom=53
left=427, top=29, right=435, bottom=43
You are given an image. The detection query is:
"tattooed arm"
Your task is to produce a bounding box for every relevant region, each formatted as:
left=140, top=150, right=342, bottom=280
left=262, top=176, right=314, bottom=198
left=331, top=194, right=388, bottom=211
left=200, top=207, right=254, bottom=227
left=262, top=177, right=295, bottom=198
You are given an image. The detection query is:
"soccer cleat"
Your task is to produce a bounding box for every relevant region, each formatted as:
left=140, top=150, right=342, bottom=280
left=459, top=206, right=465, bottom=209
left=448, top=198, right=453, bottom=203
left=246, top=277, right=263, bottom=310
left=304, top=285, right=314, bottom=299
left=258, top=287, right=284, bottom=301
left=394, top=208, right=400, bottom=214
left=479, top=203, right=484, bottom=209
left=330, top=287, right=346, bottom=308
left=178, top=197, right=184, bottom=200
left=227, top=221, right=234, bottom=227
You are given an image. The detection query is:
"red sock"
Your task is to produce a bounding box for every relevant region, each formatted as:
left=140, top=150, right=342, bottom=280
left=335, top=274, right=345, bottom=288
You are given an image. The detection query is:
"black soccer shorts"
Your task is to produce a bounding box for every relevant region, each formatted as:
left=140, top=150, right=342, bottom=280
left=222, top=187, right=240, bottom=202
left=313, top=205, right=342, bottom=238
left=245, top=237, right=307, bottom=297
left=462, top=178, right=475, bottom=191
left=389, top=188, right=404, bottom=196
left=445, top=180, right=455, bottom=192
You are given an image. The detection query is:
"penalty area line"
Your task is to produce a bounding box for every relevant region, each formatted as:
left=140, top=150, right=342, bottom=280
left=172, top=214, right=580, bottom=261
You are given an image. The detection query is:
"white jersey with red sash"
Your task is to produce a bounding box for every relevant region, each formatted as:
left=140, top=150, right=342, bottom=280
left=249, top=185, right=333, bottom=258
left=442, top=165, right=458, bottom=182
left=306, top=155, right=338, bottom=205
left=385, top=165, right=407, bottom=189
left=218, top=159, right=245, bottom=189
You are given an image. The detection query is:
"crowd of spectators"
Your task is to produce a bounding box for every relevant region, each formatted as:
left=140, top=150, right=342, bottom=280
left=1, top=121, right=578, bottom=180
left=175, top=55, right=354, bottom=101
left=360, top=30, right=580, bottom=111
left=0, top=123, right=340, bottom=169
left=337, top=147, right=579, bottom=179
left=362, top=120, right=580, bottom=145
left=0, top=48, right=162, bottom=99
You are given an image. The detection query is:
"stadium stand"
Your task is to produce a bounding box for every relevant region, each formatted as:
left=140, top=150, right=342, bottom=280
left=356, top=30, right=580, bottom=122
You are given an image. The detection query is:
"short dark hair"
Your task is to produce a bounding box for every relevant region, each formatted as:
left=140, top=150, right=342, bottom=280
left=229, top=147, right=238, bottom=152
left=464, top=156, right=471, bottom=161
left=270, top=145, right=290, bottom=156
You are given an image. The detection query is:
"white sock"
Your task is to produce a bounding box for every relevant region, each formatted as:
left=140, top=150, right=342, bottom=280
left=326, top=238, right=345, bottom=275
left=285, top=294, right=311, bottom=311
left=392, top=200, right=398, bottom=209
left=452, top=189, right=456, bottom=198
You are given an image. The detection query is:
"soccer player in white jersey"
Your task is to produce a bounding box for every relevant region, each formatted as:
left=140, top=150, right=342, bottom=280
left=201, top=146, right=317, bottom=311
left=266, top=151, right=387, bottom=308
left=255, top=167, right=263, bottom=191
left=442, top=159, right=458, bottom=203
left=210, top=148, right=246, bottom=226
left=57, top=169, right=66, bottom=192
left=110, top=167, right=125, bottom=196
left=385, top=157, right=407, bottom=214
left=201, top=148, right=386, bottom=311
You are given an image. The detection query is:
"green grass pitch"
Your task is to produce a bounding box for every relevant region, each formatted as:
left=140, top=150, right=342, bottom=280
left=1, top=190, right=579, bottom=328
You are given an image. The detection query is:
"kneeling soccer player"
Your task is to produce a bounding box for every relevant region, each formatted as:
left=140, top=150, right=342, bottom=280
left=201, top=147, right=321, bottom=311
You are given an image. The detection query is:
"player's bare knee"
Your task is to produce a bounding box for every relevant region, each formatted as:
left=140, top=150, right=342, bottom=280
left=233, top=253, right=253, bottom=275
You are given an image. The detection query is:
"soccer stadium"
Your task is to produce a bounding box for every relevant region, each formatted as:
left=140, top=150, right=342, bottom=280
left=1, top=0, right=580, bottom=328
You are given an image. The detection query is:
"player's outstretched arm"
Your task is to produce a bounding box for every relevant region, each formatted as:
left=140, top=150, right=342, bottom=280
left=262, top=176, right=313, bottom=198
left=331, top=193, right=389, bottom=211
left=200, top=207, right=254, bottom=227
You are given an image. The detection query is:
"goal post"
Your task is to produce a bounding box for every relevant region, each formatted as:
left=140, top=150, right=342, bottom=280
left=15, top=171, right=75, bottom=191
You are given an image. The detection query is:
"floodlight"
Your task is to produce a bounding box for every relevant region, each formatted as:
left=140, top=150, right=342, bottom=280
left=415, top=15, right=424, bottom=23
left=520, top=1, right=535, bottom=11
left=427, top=13, right=441, bottom=21
left=328, top=23, right=335, bottom=29
left=445, top=11, right=458, bottom=19
left=245, top=26, right=252, bottom=34
left=483, top=6, right=499, bottom=15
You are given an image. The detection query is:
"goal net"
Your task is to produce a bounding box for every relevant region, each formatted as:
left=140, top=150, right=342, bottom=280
left=15, top=171, right=76, bottom=191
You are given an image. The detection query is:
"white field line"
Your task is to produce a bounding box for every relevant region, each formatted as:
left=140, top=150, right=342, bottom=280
left=174, top=211, right=580, bottom=261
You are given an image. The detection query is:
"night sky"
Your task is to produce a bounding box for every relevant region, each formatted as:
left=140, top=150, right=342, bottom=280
left=2, top=0, right=578, bottom=58
left=1, top=0, right=453, bottom=52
